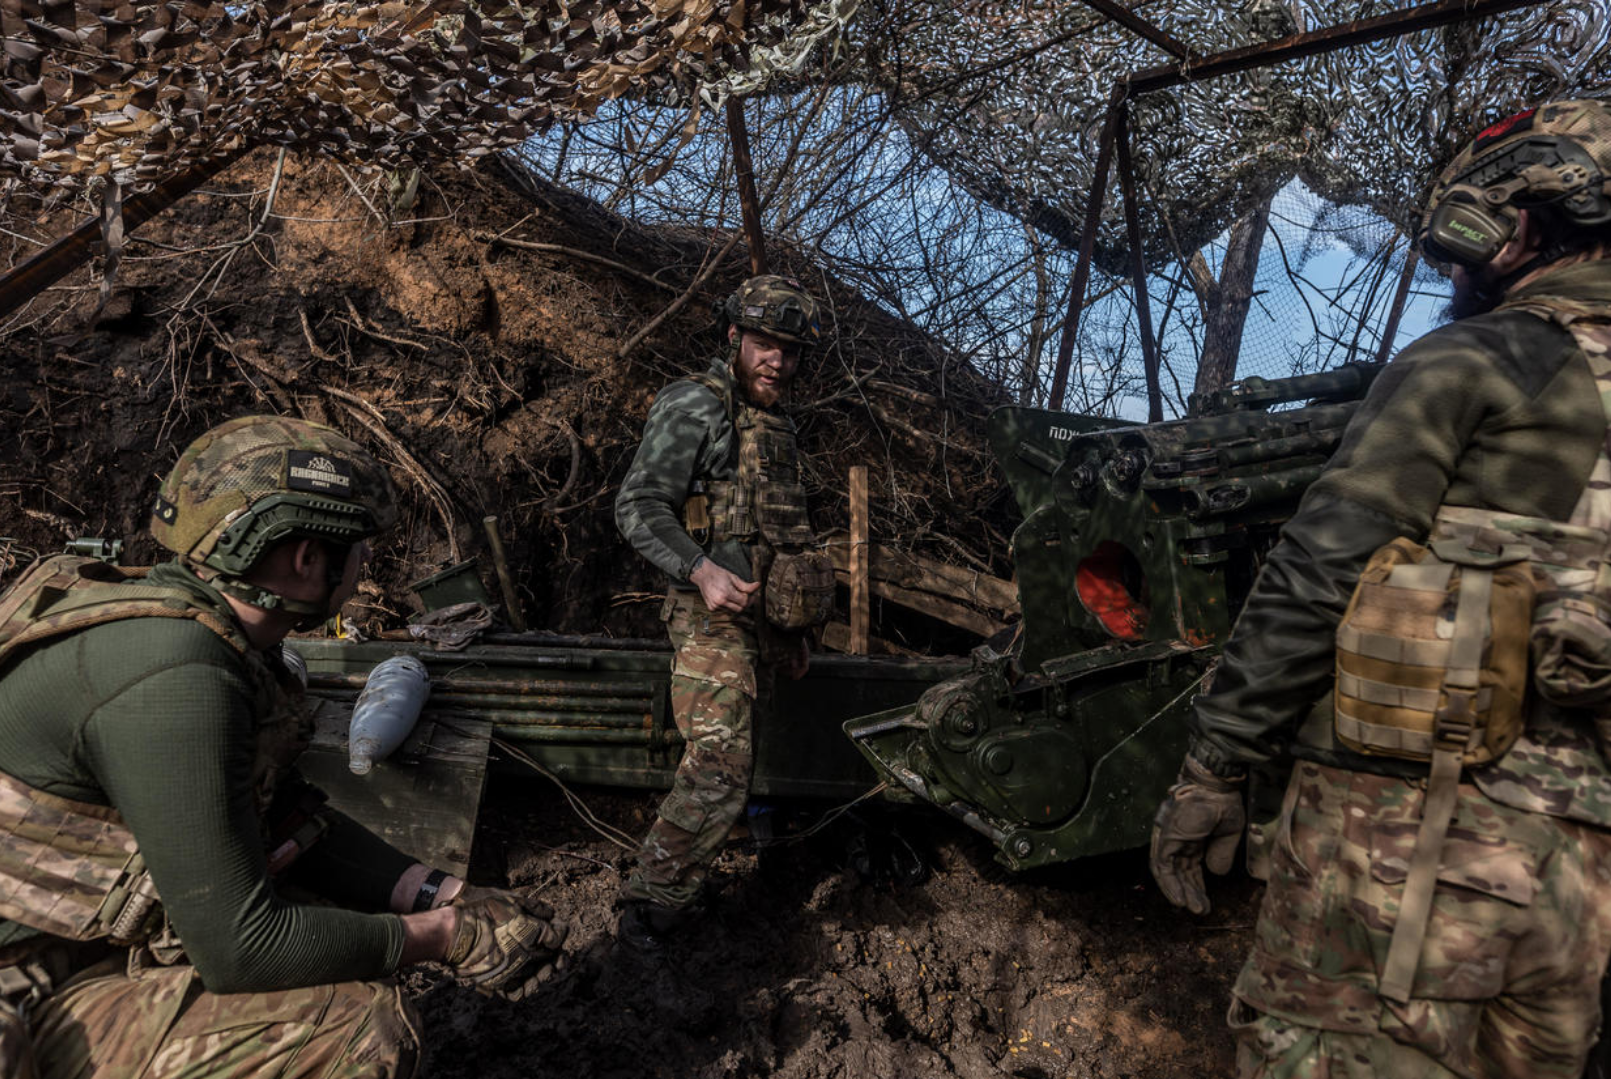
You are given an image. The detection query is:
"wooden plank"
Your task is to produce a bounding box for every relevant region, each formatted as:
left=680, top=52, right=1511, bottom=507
left=856, top=577, right=1008, bottom=638
left=849, top=465, right=870, bottom=655
left=820, top=621, right=920, bottom=657
left=824, top=535, right=1019, bottom=614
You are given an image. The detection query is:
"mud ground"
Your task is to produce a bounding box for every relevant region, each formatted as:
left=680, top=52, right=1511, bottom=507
left=410, top=775, right=1261, bottom=1079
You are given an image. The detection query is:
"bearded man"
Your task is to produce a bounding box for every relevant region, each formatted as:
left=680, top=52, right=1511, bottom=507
left=613, top=275, right=832, bottom=949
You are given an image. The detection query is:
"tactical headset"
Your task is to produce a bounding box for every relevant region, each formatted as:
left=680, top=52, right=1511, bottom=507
left=1419, top=102, right=1611, bottom=269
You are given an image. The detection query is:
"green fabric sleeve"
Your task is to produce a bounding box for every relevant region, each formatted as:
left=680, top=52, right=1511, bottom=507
left=78, top=636, right=404, bottom=992
left=615, top=378, right=752, bottom=583
left=1188, top=312, right=1602, bottom=775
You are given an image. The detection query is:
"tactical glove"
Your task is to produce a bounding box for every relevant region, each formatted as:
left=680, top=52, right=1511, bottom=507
left=1150, top=756, right=1246, bottom=915
left=446, top=888, right=569, bottom=1001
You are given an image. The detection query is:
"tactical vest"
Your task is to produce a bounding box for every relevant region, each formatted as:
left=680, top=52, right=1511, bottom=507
left=681, top=369, right=814, bottom=551
left=678, top=370, right=834, bottom=630
left=1331, top=291, right=1611, bottom=1003
left=0, top=556, right=312, bottom=949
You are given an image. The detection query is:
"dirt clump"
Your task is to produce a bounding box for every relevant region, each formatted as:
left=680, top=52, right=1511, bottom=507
left=415, top=776, right=1256, bottom=1078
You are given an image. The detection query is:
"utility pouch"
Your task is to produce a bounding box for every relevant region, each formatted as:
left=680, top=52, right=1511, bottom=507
left=1333, top=531, right=1535, bottom=1004
left=683, top=485, right=712, bottom=544
left=764, top=550, right=835, bottom=630
left=1334, top=536, right=1534, bottom=767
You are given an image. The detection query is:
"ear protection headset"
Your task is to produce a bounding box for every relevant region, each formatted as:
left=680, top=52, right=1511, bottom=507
left=1419, top=102, right=1611, bottom=268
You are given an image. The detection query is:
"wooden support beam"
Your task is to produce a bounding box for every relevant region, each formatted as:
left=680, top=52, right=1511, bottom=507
left=848, top=465, right=870, bottom=655
left=848, top=577, right=1008, bottom=638
left=726, top=96, right=768, bottom=277
left=821, top=622, right=919, bottom=657
left=1375, top=247, right=1420, bottom=364
left=0, top=153, right=240, bottom=322
left=824, top=536, right=1019, bottom=615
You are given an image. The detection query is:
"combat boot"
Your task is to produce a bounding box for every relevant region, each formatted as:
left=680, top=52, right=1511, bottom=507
left=615, top=898, right=699, bottom=953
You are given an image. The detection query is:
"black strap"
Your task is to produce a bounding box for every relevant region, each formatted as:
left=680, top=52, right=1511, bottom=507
left=412, top=868, right=450, bottom=912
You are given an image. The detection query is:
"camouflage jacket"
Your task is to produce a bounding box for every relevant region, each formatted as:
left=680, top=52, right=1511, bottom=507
left=1190, top=259, right=1611, bottom=823
left=616, top=356, right=796, bottom=588
left=0, top=561, right=408, bottom=990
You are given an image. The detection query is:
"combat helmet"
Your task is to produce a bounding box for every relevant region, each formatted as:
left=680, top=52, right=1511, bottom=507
left=1419, top=98, right=1611, bottom=268
left=151, top=415, right=398, bottom=616
left=720, top=275, right=822, bottom=349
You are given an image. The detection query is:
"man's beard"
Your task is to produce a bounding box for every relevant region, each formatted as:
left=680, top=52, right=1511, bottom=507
left=1439, top=265, right=1505, bottom=323
left=740, top=365, right=786, bottom=407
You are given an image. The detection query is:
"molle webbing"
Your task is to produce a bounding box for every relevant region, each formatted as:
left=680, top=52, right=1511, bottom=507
left=0, top=771, right=156, bottom=944
left=680, top=371, right=814, bottom=548
left=0, top=556, right=243, bottom=670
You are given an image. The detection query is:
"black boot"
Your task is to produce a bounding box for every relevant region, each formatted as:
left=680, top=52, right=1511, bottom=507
left=615, top=899, right=697, bottom=953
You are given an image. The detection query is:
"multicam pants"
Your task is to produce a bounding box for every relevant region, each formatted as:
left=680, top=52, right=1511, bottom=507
left=1, top=952, right=419, bottom=1079
left=624, top=590, right=763, bottom=910
left=1233, top=761, right=1611, bottom=1079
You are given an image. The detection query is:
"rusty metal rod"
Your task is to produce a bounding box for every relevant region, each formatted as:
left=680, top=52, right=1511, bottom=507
left=1113, top=103, right=1164, bottom=423
left=1375, top=248, right=1421, bottom=364
left=488, top=723, right=681, bottom=746
left=1075, top=0, right=1192, bottom=59
left=1050, top=82, right=1126, bottom=410
left=1130, top=0, right=1549, bottom=94
left=0, top=153, right=241, bottom=321
left=726, top=96, right=769, bottom=277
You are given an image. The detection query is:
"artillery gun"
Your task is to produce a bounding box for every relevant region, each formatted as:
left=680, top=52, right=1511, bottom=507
left=845, top=362, right=1383, bottom=869
left=275, top=362, right=1382, bottom=873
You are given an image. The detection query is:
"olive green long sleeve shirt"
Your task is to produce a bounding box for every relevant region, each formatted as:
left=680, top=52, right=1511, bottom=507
left=1189, top=259, right=1611, bottom=776
left=0, top=562, right=409, bottom=991
left=615, top=357, right=754, bottom=586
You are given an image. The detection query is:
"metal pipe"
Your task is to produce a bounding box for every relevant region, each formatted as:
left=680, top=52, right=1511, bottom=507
left=1129, top=0, right=1549, bottom=94
left=1375, top=248, right=1421, bottom=364
left=1179, top=465, right=1326, bottom=519
left=1050, top=83, right=1126, bottom=410
left=307, top=673, right=656, bottom=698
left=1114, top=102, right=1164, bottom=423
left=1074, top=0, right=1193, bottom=59
left=1216, top=429, right=1343, bottom=468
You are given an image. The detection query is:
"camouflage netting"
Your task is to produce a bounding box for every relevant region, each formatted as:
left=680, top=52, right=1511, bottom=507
left=0, top=0, right=854, bottom=193
left=859, top=0, right=1611, bottom=269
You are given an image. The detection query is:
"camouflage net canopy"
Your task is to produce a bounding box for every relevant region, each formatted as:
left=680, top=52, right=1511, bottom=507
left=864, top=0, right=1611, bottom=268
left=0, top=0, right=852, bottom=193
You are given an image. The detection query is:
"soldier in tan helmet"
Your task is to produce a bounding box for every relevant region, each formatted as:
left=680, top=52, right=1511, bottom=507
left=0, top=415, right=567, bottom=1079
left=1150, top=99, right=1611, bottom=1077
left=614, top=275, right=836, bottom=949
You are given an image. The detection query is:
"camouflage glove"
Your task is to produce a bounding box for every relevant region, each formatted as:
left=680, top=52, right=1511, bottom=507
left=446, top=888, right=569, bottom=1001
left=1150, top=756, right=1246, bottom=915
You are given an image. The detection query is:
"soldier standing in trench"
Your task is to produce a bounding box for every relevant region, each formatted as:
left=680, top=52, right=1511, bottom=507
left=1150, top=99, right=1611, bottom=1078
left=615, top=275, right=835, bottom=949
left=0, top=415, right=568, bottom=1079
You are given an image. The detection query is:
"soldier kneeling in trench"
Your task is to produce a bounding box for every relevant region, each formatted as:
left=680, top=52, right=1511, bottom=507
left=614, top=275, right=836, bottom=949
left=0, top=415, right=568, bottom=1079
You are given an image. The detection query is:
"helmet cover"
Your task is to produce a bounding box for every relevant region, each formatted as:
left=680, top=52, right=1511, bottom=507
left=151, top=415, right=399, bottom=578
left=720, top=275, right=823, bottom=348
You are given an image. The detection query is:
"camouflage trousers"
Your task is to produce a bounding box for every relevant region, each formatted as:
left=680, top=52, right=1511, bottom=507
left=1232, top=761, right=1611, bottom=1079
left=624, top=590, right=763, bottom=910
left=0, top=949, right=419, bottom=1079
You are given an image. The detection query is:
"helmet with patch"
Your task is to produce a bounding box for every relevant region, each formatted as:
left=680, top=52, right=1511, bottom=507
left=720, top=275, right=822, bottom=348
left=151, top=415, right=398, bottom=589
left=1419, top=98, right=1611, bottom=268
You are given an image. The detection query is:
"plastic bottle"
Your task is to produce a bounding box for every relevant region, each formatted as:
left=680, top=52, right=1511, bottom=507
left=348, top=655, right=431, bottom=774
